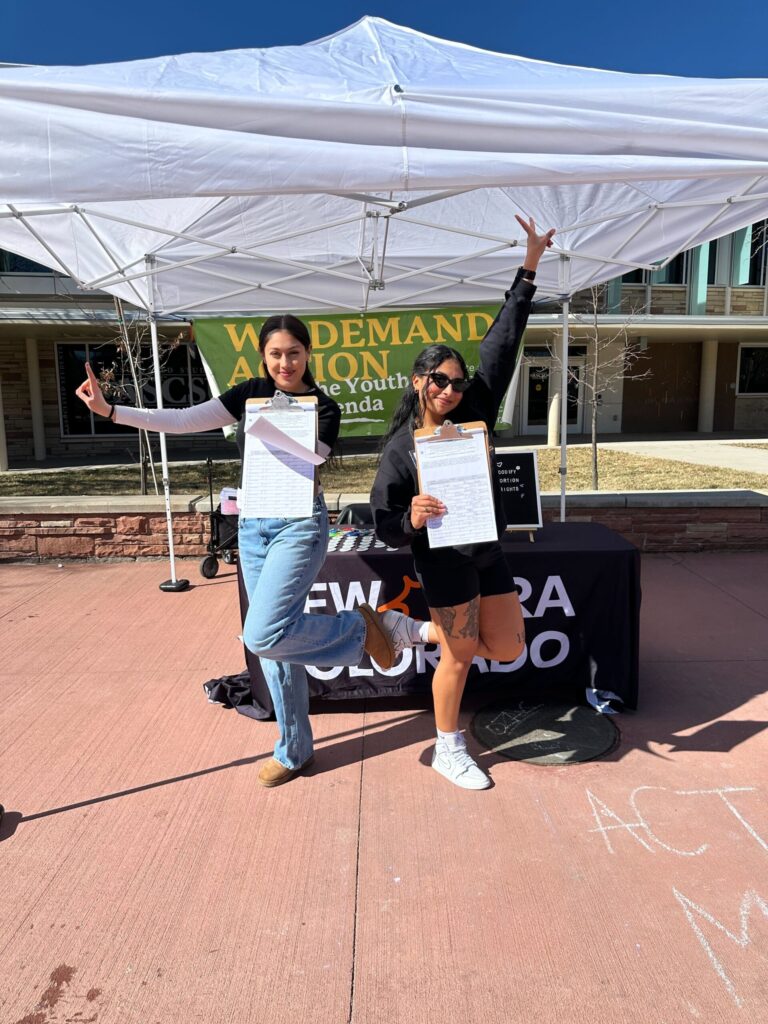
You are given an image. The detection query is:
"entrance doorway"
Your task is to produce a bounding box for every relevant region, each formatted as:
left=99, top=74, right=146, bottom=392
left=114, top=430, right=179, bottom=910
left=520, top=355, right=585, bottom=435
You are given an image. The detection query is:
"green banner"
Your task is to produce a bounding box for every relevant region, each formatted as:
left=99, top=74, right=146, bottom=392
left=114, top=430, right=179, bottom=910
left=193, top=304, right=500, bottom=437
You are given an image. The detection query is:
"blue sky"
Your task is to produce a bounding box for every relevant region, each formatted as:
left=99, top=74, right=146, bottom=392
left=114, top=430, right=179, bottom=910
left=4, top=0, right=768, bottom=77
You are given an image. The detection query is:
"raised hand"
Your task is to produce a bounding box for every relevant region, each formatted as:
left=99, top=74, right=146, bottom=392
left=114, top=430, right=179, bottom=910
left=75, top=361, right=111, bottom=418
left=514, top=214, right=556, bottom=270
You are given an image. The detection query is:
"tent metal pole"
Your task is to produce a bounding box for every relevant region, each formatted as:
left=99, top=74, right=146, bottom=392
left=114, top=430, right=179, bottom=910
left=559, top=255, right=571, bottom=523
left=7, top=205, right=81, bottom=281
left=393, top=213, right=651, bottom=270
left=384, top=243, right=511, bottom=284
left=75, top=208, right=150, bottom=311
left=84, top=206, right=366, bottom=262
left=146, top=256, right=189, bottom=593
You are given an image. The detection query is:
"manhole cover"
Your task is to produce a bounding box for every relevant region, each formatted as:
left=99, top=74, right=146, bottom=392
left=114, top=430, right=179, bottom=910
left=472, top=700, right=619, bottom=765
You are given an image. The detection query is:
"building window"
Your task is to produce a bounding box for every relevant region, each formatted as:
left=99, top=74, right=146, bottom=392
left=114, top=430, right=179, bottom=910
left=622, top=269, right=645, bottom=285
left=56, top=341, right=212, bottom=437
left=737, top=344, right=768, bottom=396
left=707, top=239, right=719, bottom=284
left=651, top=252, right=687, bottom=284
left=621, top=263, right=689, bottom=284
left=0, top=249, right=52, bottom=274
left=749, top=222, right=768, bottom=287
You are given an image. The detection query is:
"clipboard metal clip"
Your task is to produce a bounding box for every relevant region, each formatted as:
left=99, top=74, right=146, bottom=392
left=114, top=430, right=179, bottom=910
left=268, top=390, right=299, bottom=410
left=423, top=420, right=466, bottom=442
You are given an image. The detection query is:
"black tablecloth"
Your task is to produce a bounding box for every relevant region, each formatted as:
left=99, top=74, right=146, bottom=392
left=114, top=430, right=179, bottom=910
left=205, top=522, right=640, bottom=717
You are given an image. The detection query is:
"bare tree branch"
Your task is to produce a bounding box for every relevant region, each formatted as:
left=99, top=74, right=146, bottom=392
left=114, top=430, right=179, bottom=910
left=544, top=282, right=651, bottom=489
left=91, top=301, right=190, bottom=495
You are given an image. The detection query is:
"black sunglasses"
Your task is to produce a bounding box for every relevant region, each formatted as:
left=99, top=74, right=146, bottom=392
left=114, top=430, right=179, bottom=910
left=422, top=371, right=472, bottom=393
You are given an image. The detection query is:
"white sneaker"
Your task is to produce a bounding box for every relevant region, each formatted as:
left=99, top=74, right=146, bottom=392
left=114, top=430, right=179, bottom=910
left=432, top=740, right=491, bottom=790
left=380, top=610, right=421, bottom=655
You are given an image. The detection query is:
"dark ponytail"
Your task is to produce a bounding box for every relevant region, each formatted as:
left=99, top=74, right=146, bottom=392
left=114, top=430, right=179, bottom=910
left=258, top=314, right=317, bottom=388
left=379, top=344, right=469, bottom=452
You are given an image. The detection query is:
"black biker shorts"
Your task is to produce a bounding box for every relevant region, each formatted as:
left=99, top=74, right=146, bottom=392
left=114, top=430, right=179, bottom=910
left=414, top=541, right=515, bottom=609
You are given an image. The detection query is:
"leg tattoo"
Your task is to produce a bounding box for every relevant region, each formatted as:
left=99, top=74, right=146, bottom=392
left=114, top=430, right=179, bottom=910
left=458, top=597, right=480, bottom=640
left=433, top=599, right=480, bottom=641
left=433, top=605, right=457, bottom=636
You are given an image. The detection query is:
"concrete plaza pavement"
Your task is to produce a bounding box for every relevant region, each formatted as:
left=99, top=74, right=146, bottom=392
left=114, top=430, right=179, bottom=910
left=591, top=435, right=768, bottom=473
left=1, top=552, right=767, bottom=1023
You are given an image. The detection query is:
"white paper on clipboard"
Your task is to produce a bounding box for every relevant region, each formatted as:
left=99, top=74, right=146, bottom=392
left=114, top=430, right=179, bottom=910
left=414, top=423, right=498, bottom=549
left=240, top=395, right=322, bottom=518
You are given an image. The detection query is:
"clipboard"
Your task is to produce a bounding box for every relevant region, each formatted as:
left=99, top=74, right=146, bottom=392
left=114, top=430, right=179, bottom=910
left=413, top=420, right=498, bottom=549
left=239, top=392, right=321, bottom=519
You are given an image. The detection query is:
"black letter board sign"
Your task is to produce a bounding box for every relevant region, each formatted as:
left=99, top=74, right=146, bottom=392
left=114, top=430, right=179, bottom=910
left=495, top=450, right=542, bottom=529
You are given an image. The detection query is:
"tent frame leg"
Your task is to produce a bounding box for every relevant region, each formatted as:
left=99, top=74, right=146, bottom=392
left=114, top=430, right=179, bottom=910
left=147, top=277, right=189, bottom=593
left=559, top=255, right=571, bottom=523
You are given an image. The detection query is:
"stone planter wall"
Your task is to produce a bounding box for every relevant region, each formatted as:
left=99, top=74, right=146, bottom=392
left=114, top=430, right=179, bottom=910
left=542, top=501, right=768, bottom=552
left=0, top=512, right=207, bottom=561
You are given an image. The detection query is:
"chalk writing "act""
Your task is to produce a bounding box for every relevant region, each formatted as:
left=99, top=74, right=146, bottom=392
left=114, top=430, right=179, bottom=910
left=586, top=785, right=767, bottom=856
left=587, top=785, right=768, bottom=1008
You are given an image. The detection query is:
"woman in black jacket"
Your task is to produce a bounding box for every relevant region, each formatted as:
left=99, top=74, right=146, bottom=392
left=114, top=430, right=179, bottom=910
left=371, top=216, right=555, bottom=790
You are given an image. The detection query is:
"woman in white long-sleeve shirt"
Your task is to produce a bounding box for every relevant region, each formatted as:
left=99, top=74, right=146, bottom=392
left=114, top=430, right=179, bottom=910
left=76, top=314, right=421, bottom=787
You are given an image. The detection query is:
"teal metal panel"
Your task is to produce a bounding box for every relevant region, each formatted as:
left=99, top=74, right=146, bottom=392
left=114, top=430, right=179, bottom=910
left=730, top=226, right=751, bottom=285
left=687, top=243, right=709, bottom=315
left=605, top=276, right=622, bottom=312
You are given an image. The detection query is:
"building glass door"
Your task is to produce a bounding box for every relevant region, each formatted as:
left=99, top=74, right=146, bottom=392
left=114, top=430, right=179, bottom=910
left=520, top=354, right=585, bottom=434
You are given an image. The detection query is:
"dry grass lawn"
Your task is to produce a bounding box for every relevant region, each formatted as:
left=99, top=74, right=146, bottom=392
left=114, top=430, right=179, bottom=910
left=2, top=447, right=768, bottom=497
left=537, top=448, right=768, bottom=492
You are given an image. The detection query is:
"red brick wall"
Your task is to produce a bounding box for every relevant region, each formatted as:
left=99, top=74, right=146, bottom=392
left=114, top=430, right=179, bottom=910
left=0, top=512, right=209, bottom=561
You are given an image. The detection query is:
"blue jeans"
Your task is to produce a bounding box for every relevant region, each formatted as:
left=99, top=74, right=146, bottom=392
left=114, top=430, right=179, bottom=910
left=239, top=494, right=366, bottom=769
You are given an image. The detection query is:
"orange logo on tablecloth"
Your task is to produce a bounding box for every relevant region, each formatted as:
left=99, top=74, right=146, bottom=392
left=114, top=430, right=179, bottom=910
left=377, top=575, right=421, bottom=615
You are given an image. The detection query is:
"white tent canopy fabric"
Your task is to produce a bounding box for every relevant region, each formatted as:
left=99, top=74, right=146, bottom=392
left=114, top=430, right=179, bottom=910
left=3, top=16, right=768, bottom=584
left=2, top=15, right=768, bottom=314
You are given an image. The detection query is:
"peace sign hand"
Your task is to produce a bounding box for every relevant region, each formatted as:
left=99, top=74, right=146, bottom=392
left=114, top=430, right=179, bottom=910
left=75, top=361, right=111, bottom=418
left=514, top=214, right=556, bottom=270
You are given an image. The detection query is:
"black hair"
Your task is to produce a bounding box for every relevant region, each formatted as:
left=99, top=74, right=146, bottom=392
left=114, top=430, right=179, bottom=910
left=259, top=313, right=317, bottom=388
left=259, top=313, right=344, bottom=467
left=379, top=344, right=469, bottom=451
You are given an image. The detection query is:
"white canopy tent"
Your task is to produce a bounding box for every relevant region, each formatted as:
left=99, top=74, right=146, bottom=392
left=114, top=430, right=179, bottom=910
left=2, top=16, right=768, bottom=584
